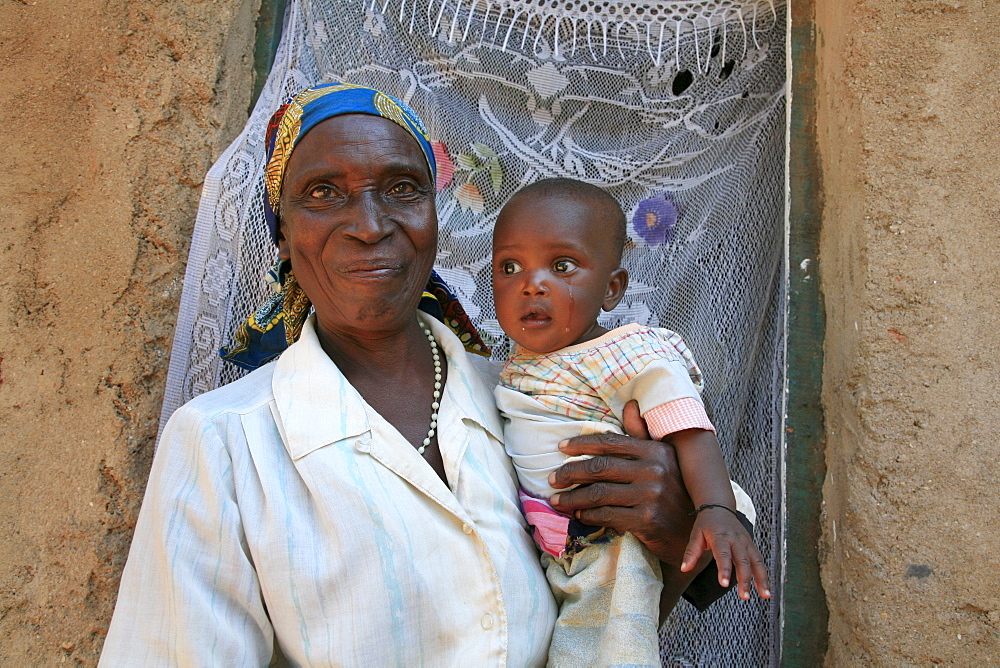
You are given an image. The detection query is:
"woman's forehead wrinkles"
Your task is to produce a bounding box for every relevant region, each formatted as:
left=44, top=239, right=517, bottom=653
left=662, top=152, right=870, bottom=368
left=289, top=116, right=429, bottom=171
left=285, top=126, right=430, bottom=183
left=288, top=153, right=428, bottom=178
left=284, top=163, right=431, bottom=193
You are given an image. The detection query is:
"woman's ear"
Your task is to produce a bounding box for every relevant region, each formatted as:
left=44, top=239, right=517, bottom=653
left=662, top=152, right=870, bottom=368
left=601, top=267, right=629, bottom=312
left=276, top=218, right=291, bottom=261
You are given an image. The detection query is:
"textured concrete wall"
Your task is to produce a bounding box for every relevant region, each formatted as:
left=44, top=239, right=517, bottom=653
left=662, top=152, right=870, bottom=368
left=0, top=1, right=259, bottom=663
left=817, top=0, right=999, bottom=662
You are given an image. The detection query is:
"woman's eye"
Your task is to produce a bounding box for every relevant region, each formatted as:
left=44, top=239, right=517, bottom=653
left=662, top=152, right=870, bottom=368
left=553, top=259, right=578, bottom=273
left=309, top=185, right=334, bottom=199
left=389, top=181, right=417, bottom=195
left=501, top=261, right=522, bottom=275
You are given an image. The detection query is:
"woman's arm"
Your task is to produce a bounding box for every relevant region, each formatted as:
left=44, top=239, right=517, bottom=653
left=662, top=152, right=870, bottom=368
left=100, top=406, right=274, bottom=666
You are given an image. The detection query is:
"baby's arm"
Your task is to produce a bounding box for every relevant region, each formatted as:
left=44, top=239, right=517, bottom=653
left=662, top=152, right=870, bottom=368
left=669, top=428, right=771, bottom=600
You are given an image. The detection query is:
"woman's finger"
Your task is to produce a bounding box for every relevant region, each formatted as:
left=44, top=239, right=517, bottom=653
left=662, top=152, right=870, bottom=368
left=557, top=431, right=649, bottom=459
left=570, top=504, right=643, bottom=534
left=551, top=480, right=643, bottom=510
left=550, top=456, right=657, bottom=490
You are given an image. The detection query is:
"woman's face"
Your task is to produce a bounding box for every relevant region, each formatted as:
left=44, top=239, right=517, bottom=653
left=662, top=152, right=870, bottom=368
left=277, top=114, right=437, bottom=339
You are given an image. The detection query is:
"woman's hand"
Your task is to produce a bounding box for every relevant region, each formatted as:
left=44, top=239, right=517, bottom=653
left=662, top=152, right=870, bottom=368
left=547, top=400, right=696, bottom=567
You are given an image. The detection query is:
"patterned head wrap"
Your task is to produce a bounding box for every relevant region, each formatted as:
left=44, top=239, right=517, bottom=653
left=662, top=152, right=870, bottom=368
left=220, top=82, right=486, bottom=371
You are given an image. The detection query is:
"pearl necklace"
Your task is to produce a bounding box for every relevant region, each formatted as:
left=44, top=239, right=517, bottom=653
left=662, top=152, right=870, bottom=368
left=418, top=321, right=442, bottom=455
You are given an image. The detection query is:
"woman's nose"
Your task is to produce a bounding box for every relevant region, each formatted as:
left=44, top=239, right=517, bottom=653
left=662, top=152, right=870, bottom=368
left=343, top=192, right=393, bottom=244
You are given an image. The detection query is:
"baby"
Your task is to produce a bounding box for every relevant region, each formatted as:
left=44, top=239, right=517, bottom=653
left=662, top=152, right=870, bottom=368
left=492, top=178, right=770, bottom=667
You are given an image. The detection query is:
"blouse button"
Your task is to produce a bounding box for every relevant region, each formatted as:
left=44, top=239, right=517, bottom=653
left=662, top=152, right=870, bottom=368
left=481, top=613, right=494, bottom=630
left=462, top=523, right=473, bottom=535
left=355, top=438, right=372, bottom=454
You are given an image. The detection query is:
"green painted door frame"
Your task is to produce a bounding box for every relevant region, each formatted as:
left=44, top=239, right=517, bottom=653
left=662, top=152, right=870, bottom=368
left=783, top=0, right=829, bottom=663
left=249, top=1, right=831, bottom=663
left=250, top=0, right=287, bottom=113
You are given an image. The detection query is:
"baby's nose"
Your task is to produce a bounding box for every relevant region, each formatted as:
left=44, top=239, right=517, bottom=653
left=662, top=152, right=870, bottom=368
left=521, top=271, right=549, bottom=296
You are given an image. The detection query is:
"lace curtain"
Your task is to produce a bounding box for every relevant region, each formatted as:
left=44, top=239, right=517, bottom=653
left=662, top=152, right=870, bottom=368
left=160, top=0, right=787, bottom=662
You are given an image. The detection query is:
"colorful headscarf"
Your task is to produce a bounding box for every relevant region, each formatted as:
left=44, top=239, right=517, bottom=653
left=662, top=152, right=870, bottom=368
left=220, top=82, right=487, bottom=370
left=262, top=82, right=437, bottom=242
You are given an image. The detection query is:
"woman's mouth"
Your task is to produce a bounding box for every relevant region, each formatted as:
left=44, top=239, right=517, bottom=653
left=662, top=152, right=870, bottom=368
left=342, top=259, right=402, bottom=278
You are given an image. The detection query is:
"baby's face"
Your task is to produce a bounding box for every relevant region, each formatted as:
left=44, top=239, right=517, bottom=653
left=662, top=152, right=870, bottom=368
left=492, top=194, right=622, bottom=354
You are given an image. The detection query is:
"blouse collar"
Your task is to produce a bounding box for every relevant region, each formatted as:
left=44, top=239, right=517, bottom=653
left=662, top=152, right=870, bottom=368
left=272, top=314, right=503, bottom=461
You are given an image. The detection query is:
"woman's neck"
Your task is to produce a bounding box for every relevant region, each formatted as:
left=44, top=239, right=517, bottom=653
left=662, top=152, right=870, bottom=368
left=315, top=315, right=448, bottom=481
left=315, top=317, right=426, bottom=379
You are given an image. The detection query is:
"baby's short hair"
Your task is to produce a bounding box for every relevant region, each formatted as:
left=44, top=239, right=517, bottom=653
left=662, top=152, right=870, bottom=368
left=509, top=178, right=627, bottom=263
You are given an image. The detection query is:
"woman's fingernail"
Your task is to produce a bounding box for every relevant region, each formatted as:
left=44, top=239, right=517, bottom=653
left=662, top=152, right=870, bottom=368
left=721, top=578, right=729, bottom=587
left=557, top=439, right=569, bottom=450
left=550, top=493, right=561, bottom=505
left=547, top=473, right=556, bottom=485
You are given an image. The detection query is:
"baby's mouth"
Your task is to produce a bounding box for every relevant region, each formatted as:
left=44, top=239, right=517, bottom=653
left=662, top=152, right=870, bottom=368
left=520, top=306, right=551, bottom=326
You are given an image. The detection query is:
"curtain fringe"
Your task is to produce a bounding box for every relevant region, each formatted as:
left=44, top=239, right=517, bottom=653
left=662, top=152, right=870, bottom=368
left=360, top=0, right=779, bottom=66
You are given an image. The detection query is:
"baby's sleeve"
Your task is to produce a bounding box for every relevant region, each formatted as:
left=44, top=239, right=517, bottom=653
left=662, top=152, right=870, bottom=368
left=612, top=360, right=715, bottom=440
left=594, top=331, right=715, bottom=440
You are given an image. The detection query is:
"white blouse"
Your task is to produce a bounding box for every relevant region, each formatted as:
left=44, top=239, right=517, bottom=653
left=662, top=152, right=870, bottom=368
left=100, top=314, right=557, bottom=667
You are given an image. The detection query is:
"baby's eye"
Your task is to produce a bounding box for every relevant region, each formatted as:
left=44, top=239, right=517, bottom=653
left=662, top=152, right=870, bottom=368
left=501, top=261, right=522, bottom=275
left=552, top=259, right=578, bottom=273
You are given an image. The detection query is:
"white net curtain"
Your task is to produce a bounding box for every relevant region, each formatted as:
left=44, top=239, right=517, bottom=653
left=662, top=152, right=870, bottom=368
left=161, top=0, right=787, bottom=663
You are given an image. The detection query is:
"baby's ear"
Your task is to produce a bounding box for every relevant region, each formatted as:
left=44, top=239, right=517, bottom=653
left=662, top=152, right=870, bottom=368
left=602, top=267, right=629, bottom=312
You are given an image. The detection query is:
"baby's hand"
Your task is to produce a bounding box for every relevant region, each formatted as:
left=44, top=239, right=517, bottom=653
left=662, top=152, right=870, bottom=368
left=679, top=505, right=771, bottom=601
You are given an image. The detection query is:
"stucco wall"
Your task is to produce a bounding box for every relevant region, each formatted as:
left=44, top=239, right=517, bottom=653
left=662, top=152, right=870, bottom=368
left=0, top=1, right=259, bottom=663
left=817, top=0, right=1000, bottom=662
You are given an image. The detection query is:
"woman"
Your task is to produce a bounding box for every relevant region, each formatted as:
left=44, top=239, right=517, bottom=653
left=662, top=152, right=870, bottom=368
left=100, top=83, right=748, bottom=666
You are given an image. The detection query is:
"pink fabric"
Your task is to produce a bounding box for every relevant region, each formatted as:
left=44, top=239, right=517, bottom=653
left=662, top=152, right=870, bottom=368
left=644, top=397, right=715, bottom=441
left=518, top=489, right=570, bottom=557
